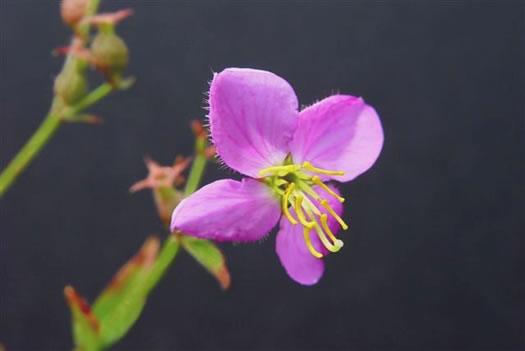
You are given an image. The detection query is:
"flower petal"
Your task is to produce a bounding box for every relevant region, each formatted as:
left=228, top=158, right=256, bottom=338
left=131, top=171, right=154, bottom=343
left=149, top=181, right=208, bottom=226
left=275, top=185, right=343, bottom=285
left=171, top=178, right=281, bottom=242
left=209, top=68, right=299, bottom=178
left=289, top=95, right=384, bottom=182
left=276, top=217, right=325, bottom=285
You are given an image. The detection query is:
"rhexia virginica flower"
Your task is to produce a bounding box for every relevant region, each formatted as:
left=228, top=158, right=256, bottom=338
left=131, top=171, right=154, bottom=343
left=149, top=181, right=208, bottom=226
left=171, top=68, right=383, bottom=285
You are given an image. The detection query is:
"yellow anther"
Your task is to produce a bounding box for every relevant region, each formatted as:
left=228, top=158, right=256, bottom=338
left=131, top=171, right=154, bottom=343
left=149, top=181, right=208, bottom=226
left=282, top=183, right=297, bottom=225
left=259, top=164, right=301, bottom=177
left=320, top=200, right=348, bottom=230
left=320, top=214, right=344, bottom=249
left=302, top=161, right=344, bottom=176
left=294, top=195, right=315, bottom=228
left=312, top=176, right=345, bottom=203
left=303, top=226, right=323, bottom=259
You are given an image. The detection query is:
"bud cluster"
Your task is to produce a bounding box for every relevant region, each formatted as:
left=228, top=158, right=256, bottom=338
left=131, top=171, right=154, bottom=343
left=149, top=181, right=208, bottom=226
left=55, top=0, right=132, bottom=104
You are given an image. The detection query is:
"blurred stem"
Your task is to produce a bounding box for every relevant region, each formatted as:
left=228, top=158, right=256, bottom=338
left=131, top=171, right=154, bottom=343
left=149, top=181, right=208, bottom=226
left=146, top=137, right=210, bottom=293
left=184, top=138, right=208, bottom=196
left=145, top=235, right=180, bottom=293
left=0, top=83, right=114, bottom=196
left=0, top=0, right=103, bottom=197
left=0, top=111, right=61, bottom=197
left=184, top=154, right=206, bottom=196
left=64, top=83, right=113, bottom=117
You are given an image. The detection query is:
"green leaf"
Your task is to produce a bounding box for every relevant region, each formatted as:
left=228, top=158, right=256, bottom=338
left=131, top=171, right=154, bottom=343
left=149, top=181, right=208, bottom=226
left=64, top=286, right=101, bottom=351
left=91, top=237, right=159, bottom=347
left=97, top=292, right=146, bottom=347
left=89, top=236, right=180, bottom=348
left=180, top=235, right=231, bottom=290
left=92, top=238, right=158, bottom=319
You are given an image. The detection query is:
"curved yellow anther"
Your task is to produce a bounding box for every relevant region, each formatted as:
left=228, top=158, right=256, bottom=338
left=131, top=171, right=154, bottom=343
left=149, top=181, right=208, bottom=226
left=282, top=183, right=297, bottom=225
left=302, top=162, right=344, bottom=176
left=294, top=195, right=315, bottom=228
left=312, top=176, right=345, bottom=203
left=304, top=209, right=341, bottom=253
left=320, top=214, right=344, bottom=249
left=259, top=164, right=301, bottom=177
left=320, top=200, right=348, bottom=230
left=303, top=226, right=323, bottom=259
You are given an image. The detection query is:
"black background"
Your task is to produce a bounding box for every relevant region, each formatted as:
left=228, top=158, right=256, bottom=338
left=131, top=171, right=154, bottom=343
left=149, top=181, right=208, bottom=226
left=1, top=1, right=524, bottom=350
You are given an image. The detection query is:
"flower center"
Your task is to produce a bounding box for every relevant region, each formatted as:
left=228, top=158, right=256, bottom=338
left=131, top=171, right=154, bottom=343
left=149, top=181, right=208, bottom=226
left=260, top=158, right=349, bottom=259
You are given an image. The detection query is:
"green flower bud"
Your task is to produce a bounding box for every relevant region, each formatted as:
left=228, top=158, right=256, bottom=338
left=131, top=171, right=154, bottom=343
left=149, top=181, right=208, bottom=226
left=54, top=64, right=88, bottom=105
left=91, top=32, right=129, bottom=76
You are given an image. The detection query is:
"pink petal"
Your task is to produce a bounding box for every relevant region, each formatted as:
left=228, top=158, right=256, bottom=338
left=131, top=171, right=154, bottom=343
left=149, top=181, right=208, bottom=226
left=275, top=185, right=343, bottom=285
left=209, top=68, right=299, bottom=178
left=171, top=178, right=281, bottom=242
left=276, top=217, right=325, bottom=285
left=289, top=95, right=384, bottom=182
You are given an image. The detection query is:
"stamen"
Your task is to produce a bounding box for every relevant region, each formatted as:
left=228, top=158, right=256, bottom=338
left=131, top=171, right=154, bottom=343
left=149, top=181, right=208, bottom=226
left=303, top=226, right=323, bottom=258
left=294, top=195, right=315, bottom=228
left=312, top=176, right=345, bottom=203
left=259, top=164, right=301, bottom=177
left=320, top=200, right=348, bottom=230
left=320, top=214, right=344, bottom=249
left=302, top=162, right=344, bottom=176
left=301, top=193, right=321, bottom=216
left=304, top=207, right=341, bottom=253
left=296, top=180, right=321, bottom=202
left=282, top=183, right=297, bottom=225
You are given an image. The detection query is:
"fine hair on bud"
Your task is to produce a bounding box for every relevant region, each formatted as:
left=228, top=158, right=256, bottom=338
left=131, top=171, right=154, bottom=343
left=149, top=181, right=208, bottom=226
left=60, top=0, right=89, bottom=27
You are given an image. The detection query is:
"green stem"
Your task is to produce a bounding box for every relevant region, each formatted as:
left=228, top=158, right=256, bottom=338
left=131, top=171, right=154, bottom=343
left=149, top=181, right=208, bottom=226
left=64, top=83, right=113, bottom=118
left=147, top=140, right=210, bottom=290
left=184, top=138, right=208, bottom=196
left=145, top=235, right=181, bottom=293
left=0, top=0, right=103, bottom=197
left=0, top=83, right=114, bottom=196
left=184, top=153, right=206, bottom=196
left=0, top=110, right=62, bottom=196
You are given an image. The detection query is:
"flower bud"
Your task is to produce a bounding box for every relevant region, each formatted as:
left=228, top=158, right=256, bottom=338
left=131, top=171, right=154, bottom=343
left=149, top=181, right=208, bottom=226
left=54, top=64, right=88, bottom=105
left=60, top=0, right=89, bottom=27
left=91, top=32, right=129, bottom=77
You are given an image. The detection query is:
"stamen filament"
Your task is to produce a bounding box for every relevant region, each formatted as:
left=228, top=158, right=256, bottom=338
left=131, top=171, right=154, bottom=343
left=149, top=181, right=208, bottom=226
left=296, top=179, right=321, bottom=202
left=259, top=164, right=301, bottom=177
left=320, top=199, right=349, bottom=230
left=312, top=176, right=345, bottom=203
left=303, top=226, right=323, bottom=258
left=294, top=195, right=315, bottom=228
left=320, top=214, right=344, bottom=249
left=301, top=193, right=321, bottom=216
left=302, top=161, right=344, bottom=176
left=282, top=183, right=297, bottom=225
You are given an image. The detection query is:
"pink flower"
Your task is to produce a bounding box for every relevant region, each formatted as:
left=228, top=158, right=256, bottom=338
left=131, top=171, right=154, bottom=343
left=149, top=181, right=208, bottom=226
left=171, top=68, right=383, bottom=285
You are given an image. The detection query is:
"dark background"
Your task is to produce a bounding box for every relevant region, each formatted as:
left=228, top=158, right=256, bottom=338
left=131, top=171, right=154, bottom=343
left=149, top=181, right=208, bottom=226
left=1, top=0, right=524, bottom=350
